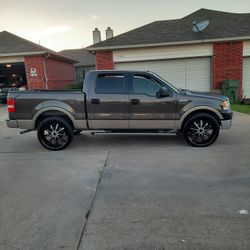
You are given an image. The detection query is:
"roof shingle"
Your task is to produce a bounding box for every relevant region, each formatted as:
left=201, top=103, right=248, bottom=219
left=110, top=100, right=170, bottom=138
left=0, top=31, right=75, bottom=63
left=60, top=48, right=95, bottom=67
left=88, top=8, right=250, bottom=50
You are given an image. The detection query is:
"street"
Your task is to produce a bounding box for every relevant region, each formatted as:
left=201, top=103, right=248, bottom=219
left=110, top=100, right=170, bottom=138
left=0, top=105, right=250, bottom=250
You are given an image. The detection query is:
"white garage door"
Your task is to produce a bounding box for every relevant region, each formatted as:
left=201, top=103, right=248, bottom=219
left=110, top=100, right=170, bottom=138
left=115, top=57, right=211, bottom=92
left=243, top=57, right=250, bottom=98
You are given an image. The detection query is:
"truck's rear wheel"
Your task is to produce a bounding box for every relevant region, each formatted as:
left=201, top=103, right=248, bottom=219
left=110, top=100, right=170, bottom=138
left=183, top=113, right=220, bottom=147
left=37, top=117, right=73, bottom=150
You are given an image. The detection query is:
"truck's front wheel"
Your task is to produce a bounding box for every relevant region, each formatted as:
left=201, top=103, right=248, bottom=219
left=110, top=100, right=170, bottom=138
left=37, top=117, right=73, bottom=150
left=183, top=113, right=220, bottom=147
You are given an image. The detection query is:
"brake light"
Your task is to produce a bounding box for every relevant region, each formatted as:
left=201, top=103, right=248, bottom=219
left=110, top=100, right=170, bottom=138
left=8, top=98, right=15, bottom=113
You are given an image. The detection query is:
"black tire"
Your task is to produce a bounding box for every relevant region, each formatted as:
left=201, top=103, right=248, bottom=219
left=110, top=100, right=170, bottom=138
left=37, top=117, right=73, bottom=150
left=183, top=113, right=220, bottom=147
left=74, top=130, right=82, bottom=135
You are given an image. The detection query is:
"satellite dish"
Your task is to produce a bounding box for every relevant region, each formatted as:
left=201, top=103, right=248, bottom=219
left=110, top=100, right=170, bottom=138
left=192, top=20, right=210, bottom=32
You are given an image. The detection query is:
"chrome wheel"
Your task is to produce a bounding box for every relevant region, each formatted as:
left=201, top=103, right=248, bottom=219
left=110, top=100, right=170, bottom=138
left=184, top=113, right=219, bottom=147
left=37, top=117, right=73, bottom=150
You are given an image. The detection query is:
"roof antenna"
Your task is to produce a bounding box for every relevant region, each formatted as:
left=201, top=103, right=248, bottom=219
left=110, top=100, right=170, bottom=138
left=192, top=20, right=209, bottom=42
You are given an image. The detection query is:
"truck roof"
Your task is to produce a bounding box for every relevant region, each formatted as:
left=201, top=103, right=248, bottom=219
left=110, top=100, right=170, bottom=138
left=88, top=70, right=154, bottom=74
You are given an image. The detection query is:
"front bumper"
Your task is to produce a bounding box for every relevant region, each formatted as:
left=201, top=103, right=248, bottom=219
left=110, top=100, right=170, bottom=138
left=220, top=109, right=233, bottom=129
left=221, top=119, right=232, bottom=129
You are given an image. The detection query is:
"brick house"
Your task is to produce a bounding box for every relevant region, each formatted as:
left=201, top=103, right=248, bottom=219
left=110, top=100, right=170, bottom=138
left=60, top=48, right=95, bottom=84
left=0, top=31, right=76, bottom=90
left=88, top=9, right=250, bottom=100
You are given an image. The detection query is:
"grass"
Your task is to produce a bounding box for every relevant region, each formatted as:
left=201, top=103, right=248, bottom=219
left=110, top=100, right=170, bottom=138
left=231, top=104, right=250, bottom=114
left=63, top=83, right=83, bottom=90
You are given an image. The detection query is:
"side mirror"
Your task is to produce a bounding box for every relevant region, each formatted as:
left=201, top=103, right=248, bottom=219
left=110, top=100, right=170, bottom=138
left=157, top=87, right=169, bottom=98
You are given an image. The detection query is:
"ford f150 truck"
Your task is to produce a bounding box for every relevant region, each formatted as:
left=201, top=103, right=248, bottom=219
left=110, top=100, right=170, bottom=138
left=6, top=70, right=232, bottom=150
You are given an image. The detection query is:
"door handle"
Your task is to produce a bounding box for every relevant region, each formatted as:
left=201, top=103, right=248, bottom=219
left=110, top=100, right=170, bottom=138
left=131, top=99, right=140, bottom=105
left=91, top=98, right=100, bottom=104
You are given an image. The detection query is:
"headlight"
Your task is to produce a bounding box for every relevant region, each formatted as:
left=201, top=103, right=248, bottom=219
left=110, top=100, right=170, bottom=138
left=221, top=100, right=230, bottom=110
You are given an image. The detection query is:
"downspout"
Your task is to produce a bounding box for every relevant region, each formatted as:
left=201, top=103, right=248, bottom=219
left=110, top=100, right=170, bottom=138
left=42, top=54, right=49, bottom=89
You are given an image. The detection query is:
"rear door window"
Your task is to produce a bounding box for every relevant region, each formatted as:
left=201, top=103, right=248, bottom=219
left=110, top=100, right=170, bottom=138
left=95, top=74, right=124, bottom=94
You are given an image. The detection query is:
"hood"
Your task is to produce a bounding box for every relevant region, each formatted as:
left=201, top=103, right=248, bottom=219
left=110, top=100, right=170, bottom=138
left=181, top=89, right=228, bottom=101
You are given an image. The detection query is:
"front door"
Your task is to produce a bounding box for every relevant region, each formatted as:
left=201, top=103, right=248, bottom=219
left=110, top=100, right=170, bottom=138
left=88, top=73, right=129, bottom=129
left=129, top=73, right=176, bottom=129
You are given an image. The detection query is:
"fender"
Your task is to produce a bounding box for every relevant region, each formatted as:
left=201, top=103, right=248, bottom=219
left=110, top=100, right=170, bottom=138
left=32, top=105, right=77, bottom=128
left=175, top=106, right=223, bottom=130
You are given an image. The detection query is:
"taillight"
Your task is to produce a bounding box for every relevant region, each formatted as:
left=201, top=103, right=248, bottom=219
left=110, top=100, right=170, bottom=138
left=8, top=98, right=15, bottom=113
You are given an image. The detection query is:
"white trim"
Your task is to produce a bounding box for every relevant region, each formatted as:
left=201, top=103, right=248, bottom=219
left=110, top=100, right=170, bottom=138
left=113, top=44, right=212, bottom=63
left=0, top=56, right=24, bottom=63
left=243, top=40, right=250, bottom=56
left=88, top=36, right=250, bottom=51
left=243, top=57, right=250, bottom=98
left=0, top=51, right=46, bottom=57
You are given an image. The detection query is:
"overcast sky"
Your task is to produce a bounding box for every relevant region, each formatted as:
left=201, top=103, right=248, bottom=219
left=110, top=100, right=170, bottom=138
left=1, top=0, right=250, bottom=52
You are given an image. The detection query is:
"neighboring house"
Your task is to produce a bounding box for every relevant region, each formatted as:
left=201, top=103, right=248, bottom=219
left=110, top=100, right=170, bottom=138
left=0, top=31, right=76, bottom=90
left=60, top=48, right=95, bottom=84
left=88, top=8, right=250, bottom=99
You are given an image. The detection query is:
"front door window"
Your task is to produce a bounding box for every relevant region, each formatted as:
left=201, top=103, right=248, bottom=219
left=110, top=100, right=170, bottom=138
left=133, top=75, right=161, bottom=97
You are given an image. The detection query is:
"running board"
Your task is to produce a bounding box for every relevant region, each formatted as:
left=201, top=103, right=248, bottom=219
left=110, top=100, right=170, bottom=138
left=90, top=129, right=177, bottom=135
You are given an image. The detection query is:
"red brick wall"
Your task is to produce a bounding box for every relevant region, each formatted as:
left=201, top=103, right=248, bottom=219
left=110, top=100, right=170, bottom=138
left=24, top=55, right=46, bottom=89
left=96, top=51, right=114, bottom=70
left=24, top=55, right=75, bottom=90
left=212, top=41, right=243, bottom=96
left=45, top=57, right=75, bottom=89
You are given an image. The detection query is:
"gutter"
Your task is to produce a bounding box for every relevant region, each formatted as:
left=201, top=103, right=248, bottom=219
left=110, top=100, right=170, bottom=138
left=87, top=36, right=250, bottom=51
left=0, top=51, right=76, bottom=64
left=0, top=51, right=46, bottom=57
left=42, top=54, right=49, bottom=89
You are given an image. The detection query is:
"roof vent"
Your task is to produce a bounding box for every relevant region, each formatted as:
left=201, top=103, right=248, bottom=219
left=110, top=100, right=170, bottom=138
left=93, top=28, right=101, bottom=44
left=105, top=27, right=114, bottom=40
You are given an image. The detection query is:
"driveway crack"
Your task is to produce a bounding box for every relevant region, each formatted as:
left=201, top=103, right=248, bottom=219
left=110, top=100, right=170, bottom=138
left=75, top=151, right=110, bottom=250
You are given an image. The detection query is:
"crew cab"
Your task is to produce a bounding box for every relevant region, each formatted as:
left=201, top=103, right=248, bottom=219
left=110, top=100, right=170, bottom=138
left=6, top=70, right=232, bottom=150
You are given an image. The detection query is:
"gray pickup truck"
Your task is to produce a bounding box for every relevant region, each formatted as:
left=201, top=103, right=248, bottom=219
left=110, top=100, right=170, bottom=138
left=6, top=70, right=232, bottom=150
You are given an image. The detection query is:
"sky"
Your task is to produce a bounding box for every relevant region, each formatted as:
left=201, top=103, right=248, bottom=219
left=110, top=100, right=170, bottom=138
left=1, top=0, right=250, bottom=52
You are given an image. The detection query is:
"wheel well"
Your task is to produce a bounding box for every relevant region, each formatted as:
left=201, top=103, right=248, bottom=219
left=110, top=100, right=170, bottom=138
left=181, top=110, right=221, bottom=131
left=35, top=111, right=74, bottom=129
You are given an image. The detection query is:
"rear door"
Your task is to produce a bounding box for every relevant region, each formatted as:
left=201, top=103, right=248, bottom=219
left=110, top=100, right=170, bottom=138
left=129, top=73, right=177, bottom=129
left=88, top=73, right=129, bottom=129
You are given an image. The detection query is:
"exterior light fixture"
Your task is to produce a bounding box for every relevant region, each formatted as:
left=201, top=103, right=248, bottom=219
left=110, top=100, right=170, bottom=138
left=6, top=64, right=12, bottom=68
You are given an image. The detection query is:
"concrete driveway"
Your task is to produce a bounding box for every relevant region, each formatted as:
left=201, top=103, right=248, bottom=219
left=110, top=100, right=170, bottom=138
left=0, top=105, right=250, bottom=250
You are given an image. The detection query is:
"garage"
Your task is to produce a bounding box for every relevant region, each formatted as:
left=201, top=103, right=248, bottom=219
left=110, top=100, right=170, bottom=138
left=115, top=57, right=211, bottom=92
left=0, top=62, right=27, bottom=88
left=243, top=57, right=250, bottom=98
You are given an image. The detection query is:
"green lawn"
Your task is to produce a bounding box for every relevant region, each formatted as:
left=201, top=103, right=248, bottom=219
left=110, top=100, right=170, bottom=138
left=231, top=104, right=250, bottom=114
